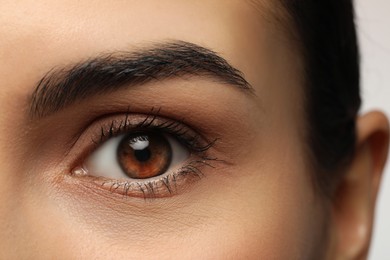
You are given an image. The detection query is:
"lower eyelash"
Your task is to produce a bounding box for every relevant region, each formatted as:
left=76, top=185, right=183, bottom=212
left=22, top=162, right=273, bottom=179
left=90, top=157, right=219, bottom=199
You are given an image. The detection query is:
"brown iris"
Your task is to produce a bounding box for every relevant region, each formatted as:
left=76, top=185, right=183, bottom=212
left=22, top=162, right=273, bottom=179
left=117, top=132, right=172, bottom=179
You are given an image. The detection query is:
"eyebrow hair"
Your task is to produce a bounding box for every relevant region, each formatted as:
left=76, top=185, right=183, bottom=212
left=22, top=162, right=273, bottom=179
left=29, top=40, right=252, bottom=119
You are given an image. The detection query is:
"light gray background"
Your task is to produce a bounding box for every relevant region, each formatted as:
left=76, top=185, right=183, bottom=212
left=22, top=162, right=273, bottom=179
left=356, top=0, right=390, bottom=259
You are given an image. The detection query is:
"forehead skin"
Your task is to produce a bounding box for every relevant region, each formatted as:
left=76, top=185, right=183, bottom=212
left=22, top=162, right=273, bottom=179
left=0, top=0, right=328, bottom=259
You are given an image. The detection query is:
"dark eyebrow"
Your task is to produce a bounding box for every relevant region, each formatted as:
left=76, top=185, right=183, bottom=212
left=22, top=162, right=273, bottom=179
left=29, top=40, right=252, bottom=119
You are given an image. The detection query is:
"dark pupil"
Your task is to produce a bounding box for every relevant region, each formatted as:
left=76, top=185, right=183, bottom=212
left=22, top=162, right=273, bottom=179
left=134, top=148, right=151, bottom=162
left=130, top=136, right=151, bottom=162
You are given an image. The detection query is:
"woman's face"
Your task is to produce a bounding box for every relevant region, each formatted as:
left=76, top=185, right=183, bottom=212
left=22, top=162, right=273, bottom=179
left=0, top=0, right=331, bottom=258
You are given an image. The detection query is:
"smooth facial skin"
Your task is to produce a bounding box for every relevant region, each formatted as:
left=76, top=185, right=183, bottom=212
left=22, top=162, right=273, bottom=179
left=0, top=1, right=388, bottom=259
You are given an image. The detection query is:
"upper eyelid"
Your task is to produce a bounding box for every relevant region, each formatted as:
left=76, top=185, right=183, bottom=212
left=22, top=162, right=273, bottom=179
left=65, top=108, right=177, bottom=156
left=66, top=110, right=216, bottom=170
left=93, top=113, right=216, bottom=154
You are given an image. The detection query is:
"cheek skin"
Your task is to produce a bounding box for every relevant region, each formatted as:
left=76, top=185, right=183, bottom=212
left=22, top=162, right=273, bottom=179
left=8, top=129, right=327, bottom=259
left=0, top=0, right=330, bottom=259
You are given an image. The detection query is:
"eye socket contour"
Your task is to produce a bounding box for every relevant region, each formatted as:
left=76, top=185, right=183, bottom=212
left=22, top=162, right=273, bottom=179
left=82, top=131, right=189, bottom=180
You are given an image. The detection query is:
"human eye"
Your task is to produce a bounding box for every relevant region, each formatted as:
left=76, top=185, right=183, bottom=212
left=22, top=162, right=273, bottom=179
left=69, top=108, right=219, bottom=199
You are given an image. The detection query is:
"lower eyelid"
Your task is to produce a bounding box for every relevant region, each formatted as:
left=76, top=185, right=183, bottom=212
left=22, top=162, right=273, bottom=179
left=72, top=158, right=215, bottom=199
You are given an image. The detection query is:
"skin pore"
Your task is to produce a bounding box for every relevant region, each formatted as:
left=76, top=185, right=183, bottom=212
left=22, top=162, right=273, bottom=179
left=0, top=0, right=388, bottom=259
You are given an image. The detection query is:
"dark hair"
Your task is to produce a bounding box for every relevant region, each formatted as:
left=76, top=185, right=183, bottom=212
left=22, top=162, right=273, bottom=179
left=281, top=0, right=361, bottom=195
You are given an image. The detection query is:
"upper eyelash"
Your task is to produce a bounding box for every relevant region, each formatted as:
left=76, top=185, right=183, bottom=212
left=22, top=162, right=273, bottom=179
left=93, top=107, right=218, bottom=155
left=74, top=107, right=221, bottom=199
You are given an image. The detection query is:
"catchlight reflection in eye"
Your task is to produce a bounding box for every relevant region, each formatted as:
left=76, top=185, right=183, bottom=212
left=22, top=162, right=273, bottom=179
left=80, top=132, right=190, bottom=180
